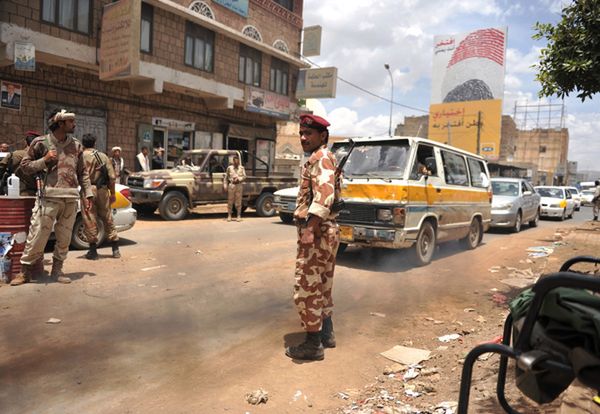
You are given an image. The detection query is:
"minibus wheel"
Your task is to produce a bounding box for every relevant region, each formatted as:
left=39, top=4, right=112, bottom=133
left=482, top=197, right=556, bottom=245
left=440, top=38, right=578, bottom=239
left=412, top=221, right=436, bottom=266
left=461, top=217, right=482, bottom=250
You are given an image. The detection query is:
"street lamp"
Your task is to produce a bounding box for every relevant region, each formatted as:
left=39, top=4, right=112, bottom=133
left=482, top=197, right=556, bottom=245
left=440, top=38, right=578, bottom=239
left=384, top=63, right=393, bottom=136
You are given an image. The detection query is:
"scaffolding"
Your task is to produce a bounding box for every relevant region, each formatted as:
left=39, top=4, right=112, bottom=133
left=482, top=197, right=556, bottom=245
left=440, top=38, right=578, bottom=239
left=512, top=100, right=566, bottom=131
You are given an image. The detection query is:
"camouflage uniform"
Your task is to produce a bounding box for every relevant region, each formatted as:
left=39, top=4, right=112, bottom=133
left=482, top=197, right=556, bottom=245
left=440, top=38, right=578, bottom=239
left=593, top=184, right=600, bottom=220
left=0, top=149, right=37, bottom=195
left=293, top=145, right=341, bottom=332
left=82, top=149, right=118, bottom=244
left=17, top=133, right=92, bottom=282
left=225, top=164, right=246, bottom=219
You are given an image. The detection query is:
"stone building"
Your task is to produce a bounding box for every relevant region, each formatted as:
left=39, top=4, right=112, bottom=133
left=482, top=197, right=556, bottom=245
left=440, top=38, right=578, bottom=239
left=0, top=0, right=306, bottom=171
left=513, top=128, right=569, bottom=185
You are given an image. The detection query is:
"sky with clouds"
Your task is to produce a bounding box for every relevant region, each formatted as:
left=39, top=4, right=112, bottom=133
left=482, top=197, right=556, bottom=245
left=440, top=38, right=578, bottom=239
left=302, top=0, right=599, bottom=171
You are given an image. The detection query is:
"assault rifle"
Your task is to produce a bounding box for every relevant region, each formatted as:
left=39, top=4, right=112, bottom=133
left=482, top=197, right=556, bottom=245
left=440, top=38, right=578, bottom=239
left=331, top=139, right=355, bottom=213
left=93, top=150, right=110, bottom=188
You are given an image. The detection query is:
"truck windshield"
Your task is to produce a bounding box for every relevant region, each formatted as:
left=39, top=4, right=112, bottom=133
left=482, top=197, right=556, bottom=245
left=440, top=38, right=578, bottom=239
left=176, top=153, right=207, bottom=169
left=344, top=141, right=410, bottom=179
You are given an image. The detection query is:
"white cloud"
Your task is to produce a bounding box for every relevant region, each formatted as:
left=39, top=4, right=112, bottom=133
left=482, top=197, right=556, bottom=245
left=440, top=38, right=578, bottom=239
left=328, top=107, right=404, bottom=137
left=566, top=113, right=600, bottom=170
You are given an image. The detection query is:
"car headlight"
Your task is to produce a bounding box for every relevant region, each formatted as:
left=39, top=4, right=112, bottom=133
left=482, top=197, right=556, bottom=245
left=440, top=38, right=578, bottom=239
left=493, top=202, right=513, bottom=210
left=377, top=208, right=393, bottom=221
left=274, top=195, right=281, bottom=203
left=143, top=179, right=165, bottom=189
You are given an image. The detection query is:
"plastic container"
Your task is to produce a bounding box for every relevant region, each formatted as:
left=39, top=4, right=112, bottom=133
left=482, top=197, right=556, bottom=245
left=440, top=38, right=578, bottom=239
left=7, top=174, right=20, bottom=197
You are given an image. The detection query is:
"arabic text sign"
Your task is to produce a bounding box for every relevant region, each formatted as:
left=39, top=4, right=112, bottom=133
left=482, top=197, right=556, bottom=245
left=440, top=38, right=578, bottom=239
left=245, top=86, right=291, bottom=119
left=213, top=0, right=249, bottom=17
left=14, top=42, right=35, bottom=71
left=302, top=25, right=322, bottom=57
left=296, top=67, right=337, bottom=99
left=99, top=0, right=140, bottom=80
left=427, top=99, right=502, bottom=160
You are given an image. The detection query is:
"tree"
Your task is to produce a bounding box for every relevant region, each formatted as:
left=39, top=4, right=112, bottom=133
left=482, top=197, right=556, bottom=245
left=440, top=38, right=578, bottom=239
left=533, top=0, right=600, bottom=101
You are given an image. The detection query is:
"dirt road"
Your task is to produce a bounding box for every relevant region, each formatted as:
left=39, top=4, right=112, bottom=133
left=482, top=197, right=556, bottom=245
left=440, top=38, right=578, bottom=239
left=0, top=207, right=597, bottom=413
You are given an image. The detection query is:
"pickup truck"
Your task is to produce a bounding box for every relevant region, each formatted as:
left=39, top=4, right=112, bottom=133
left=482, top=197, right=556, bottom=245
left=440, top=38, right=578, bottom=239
left=127, top=149, right=297, bottom=220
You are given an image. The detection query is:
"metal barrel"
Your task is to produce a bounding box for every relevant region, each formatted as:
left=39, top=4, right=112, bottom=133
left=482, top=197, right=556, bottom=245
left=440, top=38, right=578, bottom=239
left=0, top=197, right=36, bottom=281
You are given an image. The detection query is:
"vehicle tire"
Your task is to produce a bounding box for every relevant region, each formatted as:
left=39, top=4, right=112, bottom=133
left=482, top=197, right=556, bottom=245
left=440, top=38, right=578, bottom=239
left=461, top=217, right=482, bottom=250
left=412, top=221, right=436, bottom=266
left=279, top=212, right=294, bottom=224
left=560, top=208, right=566, bottom=221
left=255, top=192, right=276, bottom=217
left=568, top=209, right=574, bottom=219
left=529, top=209, right=540, bottom=227
left=159, top=191, right=188, bottom=221
left=511, top=211, right=522, bottom=233
left=70, top=214, right=106, bottom=250
left=133, top=203, right=156, bottom=216
left=337, top=243, right=347, bottom=255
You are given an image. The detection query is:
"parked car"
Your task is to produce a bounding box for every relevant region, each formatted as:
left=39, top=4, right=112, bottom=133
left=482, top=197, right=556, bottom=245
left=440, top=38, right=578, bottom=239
left=490, top=178, right=540, bottom=232
left=273, top=186, right=298, bottom=224
left=65, top=184, right=137, bottom=249
left=534, top=186, right=575, bottom=220
left=563, top=186, right=581, bottom=211
left=581, top=189, right=596, bottom=206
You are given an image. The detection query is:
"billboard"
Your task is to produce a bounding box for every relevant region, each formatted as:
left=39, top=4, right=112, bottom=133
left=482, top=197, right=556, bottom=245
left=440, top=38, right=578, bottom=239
left=428, top=99, right=503, bottom=160
left=296, top=67, right=337, bottom=99
left=431, top=27, right=507, bottom=104
left=99, top=0, right=141, bottom=80
left=213, top=0, right=249, bottom=17
left=245, top=86, right=291, bottom=119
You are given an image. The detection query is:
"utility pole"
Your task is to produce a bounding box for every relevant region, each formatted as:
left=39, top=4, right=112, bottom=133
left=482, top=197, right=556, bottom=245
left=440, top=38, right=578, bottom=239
left=446, top=121, right=452, bottom=145
left=384, top=64, right=393, bottom=136
left=476, top=111, right=482, bottom=155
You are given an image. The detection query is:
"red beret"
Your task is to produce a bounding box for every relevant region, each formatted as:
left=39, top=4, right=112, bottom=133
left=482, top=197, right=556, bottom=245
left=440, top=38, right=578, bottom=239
left=299, top=114, right=330, bottom=130
left=25, top=130, right=41, bottom=137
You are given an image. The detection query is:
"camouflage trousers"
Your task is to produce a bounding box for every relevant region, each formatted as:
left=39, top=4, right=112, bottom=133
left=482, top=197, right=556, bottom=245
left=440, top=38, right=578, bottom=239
left=593, top=201, right=599, bottom=218
left=83, top=186, right=118, bottom=244
left=21, top=197, right=78, bottom=265
left=293, top=221, right=340, bottom=332
left=227, top=184, right=243, bottom=215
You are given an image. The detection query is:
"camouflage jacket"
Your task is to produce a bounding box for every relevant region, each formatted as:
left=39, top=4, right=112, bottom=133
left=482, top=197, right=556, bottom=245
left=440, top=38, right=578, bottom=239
left=20, top=133, right=93, bottom=199
left=225, top=165, right=246, bottom=185
left=83, top=149, right=116, bottom=189
left=294, top=145, right=340, bottom=221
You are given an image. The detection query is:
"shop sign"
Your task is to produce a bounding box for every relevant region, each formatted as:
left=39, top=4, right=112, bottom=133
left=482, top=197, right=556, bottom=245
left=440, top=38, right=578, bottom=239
left=213, top=0, right=249, bottom=17
left=14, top=42, right=35, bottom=72
left=302, top=25, right=322, bottom=57
left=152, top=117, right=195, bottom=131
left=245, top=87, right=291, bottom=119
left=296, top=67, right=337, bottom=99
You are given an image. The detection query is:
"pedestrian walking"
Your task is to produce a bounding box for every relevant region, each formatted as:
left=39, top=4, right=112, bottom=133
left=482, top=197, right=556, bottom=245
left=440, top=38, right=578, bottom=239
left=11, top=109, right=93, bottom=286
left=81, top=134, right=121, bottom=260
left=285, top=114, right=341, bottom=361
left=225, top=154, right=246, bottom=221
left=593, top=180, right=600, bottom=221
left=0, top=130, right=40, bottom=196
left=110, top=146, right=127, bottom=184
left=135, top=146, right=150, bottom=172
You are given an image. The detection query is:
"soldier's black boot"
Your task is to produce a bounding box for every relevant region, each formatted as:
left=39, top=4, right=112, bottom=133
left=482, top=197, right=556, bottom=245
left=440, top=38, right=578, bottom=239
left=111, top=241, right=121, bottom=258
left=285, top=331, right=324, bottom=361
left=321, top=316, right=336, bottom=348
left=85, top=243, right=98, bottom=260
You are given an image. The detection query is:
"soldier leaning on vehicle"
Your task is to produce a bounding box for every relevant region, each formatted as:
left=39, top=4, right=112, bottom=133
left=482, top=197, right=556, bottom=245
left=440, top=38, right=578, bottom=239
left=10, top=109, right=93, bottom=286
left=81, top=134, right=121, bottom=260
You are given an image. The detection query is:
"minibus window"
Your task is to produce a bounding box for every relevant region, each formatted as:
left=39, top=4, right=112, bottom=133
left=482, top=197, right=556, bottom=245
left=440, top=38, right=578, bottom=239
left=467, top=158, right=489, bottom=188
left=410, top=144, right=437, bottom=179
left=441, top=150, right=469, bottom=186
left=344, top=141, right=410, bottom=179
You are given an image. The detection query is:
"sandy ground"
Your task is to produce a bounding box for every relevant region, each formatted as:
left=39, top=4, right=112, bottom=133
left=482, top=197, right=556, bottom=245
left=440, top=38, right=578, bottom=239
left=0, top=206, right=598, bottom=414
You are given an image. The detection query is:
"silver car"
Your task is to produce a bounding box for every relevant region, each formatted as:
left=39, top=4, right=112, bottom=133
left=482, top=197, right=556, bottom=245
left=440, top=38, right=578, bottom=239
left=273, top=186, right=298, bottom=224
left=491, top=178, right=541, bottom=232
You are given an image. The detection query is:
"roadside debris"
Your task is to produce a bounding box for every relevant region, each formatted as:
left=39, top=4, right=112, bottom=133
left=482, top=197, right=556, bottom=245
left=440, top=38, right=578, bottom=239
left=370, top=312, right=387, bottom=318
left=380, top=345, right=431, bottom=366
left=437, top=334, right=460, bottom=343
left=526, top=246, right=554, bottom=258
left=140, top=264, right=167, bottom=272
left=491, top=293, right=508, bottom=305
left=46, top=318, right=61, bottom=324
left=245, top=389, right=268, bottom=405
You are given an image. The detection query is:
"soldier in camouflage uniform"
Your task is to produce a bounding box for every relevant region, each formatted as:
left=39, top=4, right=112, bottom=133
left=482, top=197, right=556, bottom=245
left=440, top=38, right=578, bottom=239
left=0, top=130, right=39, bottom=196
left=285, top=114, right=341, bottom=361
left=225, top=154, right=246, bottom=221
left=81, top=134, right=120, bottom=260
left=10, top=109, right=93, bottom=286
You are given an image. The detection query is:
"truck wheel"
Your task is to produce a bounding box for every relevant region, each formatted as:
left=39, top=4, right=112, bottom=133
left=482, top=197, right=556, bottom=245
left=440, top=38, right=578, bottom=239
left=256, top=192, right=276, bottom=217
left=412, top=221, right=436, bottom=266
left=133, top=203, right=156, bottom=216
left=70, top=215, right=105, bottom=250
left=159, top=191, right=188, bottom=221
left=461, top=217, right=482, bottom=250
left=529, top=209, right=540, bottom=227
left=279, top=212, right=294, bottom=224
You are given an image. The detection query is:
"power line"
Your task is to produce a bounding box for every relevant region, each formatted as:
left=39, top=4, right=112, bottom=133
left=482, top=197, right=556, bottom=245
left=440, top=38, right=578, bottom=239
left=301, top=55, right=429, bottom=114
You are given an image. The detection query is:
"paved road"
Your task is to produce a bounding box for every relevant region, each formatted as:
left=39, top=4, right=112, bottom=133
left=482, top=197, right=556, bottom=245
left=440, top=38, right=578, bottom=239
left=0, top=206, right=594, bottom=413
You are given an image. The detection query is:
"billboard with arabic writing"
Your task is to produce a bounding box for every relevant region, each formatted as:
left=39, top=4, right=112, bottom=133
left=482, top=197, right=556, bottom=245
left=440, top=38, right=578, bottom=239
left=428, top=99, right=502, bottom=160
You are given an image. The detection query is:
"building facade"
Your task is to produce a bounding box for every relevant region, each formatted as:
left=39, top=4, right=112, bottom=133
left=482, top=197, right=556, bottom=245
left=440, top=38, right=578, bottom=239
left=0, top=0, right=306, bottom=171
left=513, top=128, right=569, bottom=185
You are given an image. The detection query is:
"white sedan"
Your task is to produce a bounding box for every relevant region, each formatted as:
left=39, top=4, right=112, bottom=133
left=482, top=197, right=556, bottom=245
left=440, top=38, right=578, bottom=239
left=535, top=186, right=576, bottom=221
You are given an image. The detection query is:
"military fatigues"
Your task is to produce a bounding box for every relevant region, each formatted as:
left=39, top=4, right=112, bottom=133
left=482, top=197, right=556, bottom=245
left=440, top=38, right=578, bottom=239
left=82, top=149, right=118, bottom=244
left=593, top=185, right=600, bottom=220
left=19, top=133, right=93, bottom=266
left=225, top=164, right=246, bottom=217
left=0, top=149, right=37, bottom=195
left=293, top=145, right=341, bottom=332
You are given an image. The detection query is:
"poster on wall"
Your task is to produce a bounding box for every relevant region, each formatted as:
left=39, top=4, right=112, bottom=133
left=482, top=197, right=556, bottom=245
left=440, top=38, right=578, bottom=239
left=14, top=42, right=35, bottom=72
left=431, top=27, right=507, bottom=104
left=1, top=80, right=22, bottom=111
left=213, top=0, right=249, bottom=17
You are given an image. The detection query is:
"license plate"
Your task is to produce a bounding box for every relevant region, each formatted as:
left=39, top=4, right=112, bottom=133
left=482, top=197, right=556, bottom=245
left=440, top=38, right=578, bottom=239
left=340, top=225, right=353, bottom=241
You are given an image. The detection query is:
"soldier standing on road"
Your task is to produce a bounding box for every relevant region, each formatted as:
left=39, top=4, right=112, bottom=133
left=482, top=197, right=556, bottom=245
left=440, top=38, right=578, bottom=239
left=81, top=134, right=121, bottom=260
left=593, top=180, right=600, bottom=221
left=285, top=114, right=341, bottom=361
left=225, top=154, right=246, bottom=222
left=10, top=109, right=93, bottom=286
